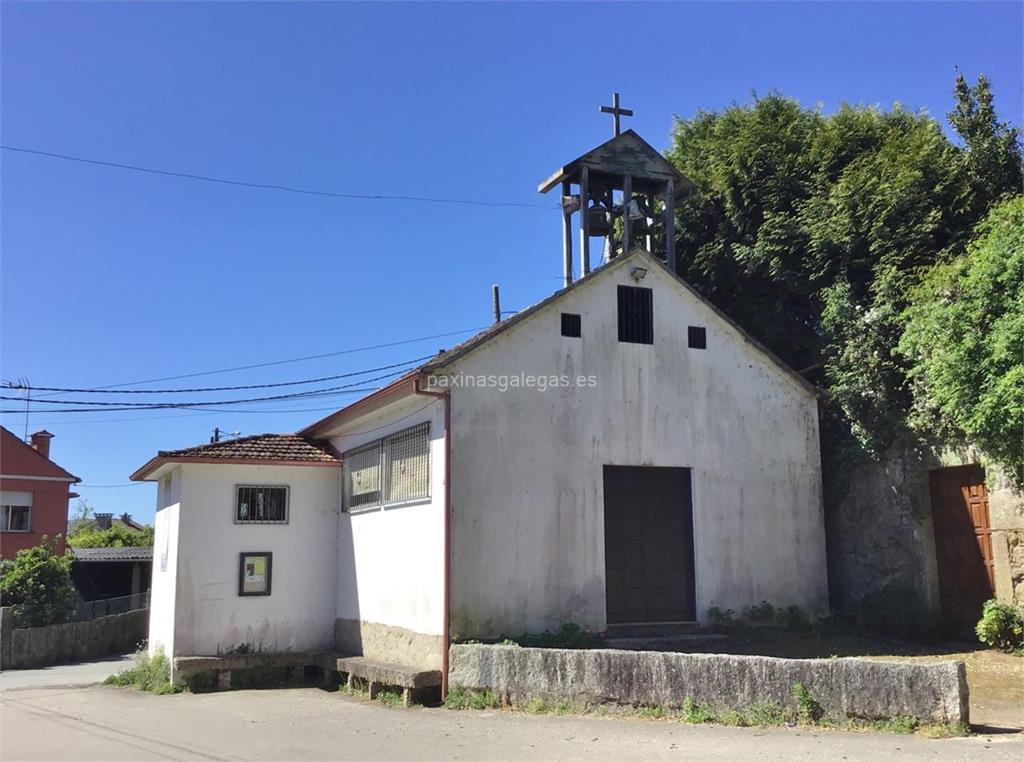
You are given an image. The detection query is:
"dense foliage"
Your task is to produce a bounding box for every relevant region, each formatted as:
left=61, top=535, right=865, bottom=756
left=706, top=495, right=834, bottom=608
left=0, top=537, right=74, bottom=626
left=68, top=524, right=155, bottom=548
left=900, top=197, right=1024, bottom=481
left=975, top=599, right=1024, bottom=653
left=666, top=74, right=1021, bottom=478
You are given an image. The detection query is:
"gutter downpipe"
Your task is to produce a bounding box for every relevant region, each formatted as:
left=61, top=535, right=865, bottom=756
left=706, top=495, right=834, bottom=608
left=414, top=374, right=451, bottom=699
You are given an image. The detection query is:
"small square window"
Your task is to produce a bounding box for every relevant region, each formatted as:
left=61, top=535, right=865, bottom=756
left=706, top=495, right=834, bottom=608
left=688, top=326, right=707, bottom=349
left=561, top=313, right=581, bottom=338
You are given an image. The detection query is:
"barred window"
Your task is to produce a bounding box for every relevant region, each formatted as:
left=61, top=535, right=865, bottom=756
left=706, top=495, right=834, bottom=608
left=343, top=422, right=430, bottom=511
left=235, top=486, right=289, bottom=524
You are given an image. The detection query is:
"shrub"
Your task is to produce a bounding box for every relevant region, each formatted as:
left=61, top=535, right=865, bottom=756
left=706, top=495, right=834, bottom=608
left=104, top=649, right=182, bottom=695
left=706, top=607, right=736, bottom=628
left=975, top=599, right=1024, bottom=652
left=744, top=601, right=776, bottom=626
left=0, top=537, right=74, bottom=626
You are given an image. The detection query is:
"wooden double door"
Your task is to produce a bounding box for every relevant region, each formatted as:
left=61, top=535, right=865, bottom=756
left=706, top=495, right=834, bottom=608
left=603, top=466, right=696, bottom=624
left=928, top=464, right=995, bottom=629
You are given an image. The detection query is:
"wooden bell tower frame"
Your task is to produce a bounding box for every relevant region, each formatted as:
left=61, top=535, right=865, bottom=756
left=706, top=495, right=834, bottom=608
left=538, top=95, right=694, bottom=288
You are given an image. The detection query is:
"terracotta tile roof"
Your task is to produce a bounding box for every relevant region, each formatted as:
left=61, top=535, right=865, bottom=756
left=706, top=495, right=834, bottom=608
left=158, top=433, right=340, bottom=463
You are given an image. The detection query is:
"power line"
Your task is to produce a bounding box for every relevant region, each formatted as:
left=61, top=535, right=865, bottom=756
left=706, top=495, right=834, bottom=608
left=0, top=371, right=406, bottom=412
left=29, top=326, right=485, bottom=394
left=77, top=483, right=148, bottom=488
left=3, top=356, right=431, bottom=395
left=0, top=145, right=558, bottom=210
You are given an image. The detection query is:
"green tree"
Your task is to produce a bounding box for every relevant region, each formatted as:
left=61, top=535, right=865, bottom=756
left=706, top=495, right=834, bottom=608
left=667, top=77, right=1021, bottom=462
left=899, top=197, right=1024, bottom=482
left=0, top=537, right=74, bottom=626
left=68, top=524, right=155, bottom=548
left=948, top=72, right=1023, bottom=225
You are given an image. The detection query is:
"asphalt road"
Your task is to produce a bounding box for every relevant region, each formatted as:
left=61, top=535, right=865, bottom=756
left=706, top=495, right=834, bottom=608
left=1, top=661, right=1021, bottom=761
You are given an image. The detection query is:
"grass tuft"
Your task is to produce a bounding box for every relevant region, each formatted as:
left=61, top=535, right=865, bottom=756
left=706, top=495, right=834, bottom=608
left=104, top=648, right=182, bottom=695
left=444, top=687, right=501, bottom=710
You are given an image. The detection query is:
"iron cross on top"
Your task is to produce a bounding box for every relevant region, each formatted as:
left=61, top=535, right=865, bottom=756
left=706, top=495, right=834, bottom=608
left=600, top=92, right=633, bottom=136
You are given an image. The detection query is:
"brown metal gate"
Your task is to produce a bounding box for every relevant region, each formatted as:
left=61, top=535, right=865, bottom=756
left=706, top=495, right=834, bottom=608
left=928, top=464, right=994, bottom=629
left=603, top=466, right=696, bottom=624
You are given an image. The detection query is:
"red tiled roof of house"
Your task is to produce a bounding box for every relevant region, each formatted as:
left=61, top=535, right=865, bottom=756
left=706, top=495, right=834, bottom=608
left=131, top=433, right=339, bottom=481
left=159, top=433, right=340, bottom=462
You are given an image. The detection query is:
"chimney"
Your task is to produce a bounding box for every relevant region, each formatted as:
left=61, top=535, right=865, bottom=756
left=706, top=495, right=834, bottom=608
left=30, top=430, right=54, bottom=460
left=95, top=513, right=113, bottom=530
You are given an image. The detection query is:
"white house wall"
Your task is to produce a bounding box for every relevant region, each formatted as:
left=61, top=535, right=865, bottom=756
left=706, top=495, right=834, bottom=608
left=148, top=466, right=181, bottom=657
left=444, top=259, right=827, bottom=638
left=171, top=463, right=339, bottom=656
left=327, top=395, right=446, bottom=669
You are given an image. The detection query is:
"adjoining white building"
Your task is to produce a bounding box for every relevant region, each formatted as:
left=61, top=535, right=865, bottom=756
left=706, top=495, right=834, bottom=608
left=131, top=130, right=828, bottom=687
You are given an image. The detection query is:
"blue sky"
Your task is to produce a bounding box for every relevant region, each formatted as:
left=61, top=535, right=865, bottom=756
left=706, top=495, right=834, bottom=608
left=2, top=2, right=1021, bottom=524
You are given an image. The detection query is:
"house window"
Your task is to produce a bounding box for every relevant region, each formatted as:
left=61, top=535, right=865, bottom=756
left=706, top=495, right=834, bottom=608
left=0, top=491, right=32, bottom=532
left=235, top=486, right=289, bottom=524
left=561, top=313, right=582, bottom=338
left=343, top=422, right=430, bottom=511
left=617, top=285, right=653, bottom=344
left=688, top=325, right=707, bottom=349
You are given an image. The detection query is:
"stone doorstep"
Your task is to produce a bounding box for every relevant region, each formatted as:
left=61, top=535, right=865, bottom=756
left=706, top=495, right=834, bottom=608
left=336, top=656, right=442, bottom=707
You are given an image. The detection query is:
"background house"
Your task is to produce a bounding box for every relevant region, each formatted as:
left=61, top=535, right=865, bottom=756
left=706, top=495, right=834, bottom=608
left=0, top=427, right=80, bottom=559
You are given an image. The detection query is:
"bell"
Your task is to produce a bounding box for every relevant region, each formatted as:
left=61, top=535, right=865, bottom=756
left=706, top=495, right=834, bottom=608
left=626, top=196, right=651, bottom=232
left=587, top=204, right=612, bottom=237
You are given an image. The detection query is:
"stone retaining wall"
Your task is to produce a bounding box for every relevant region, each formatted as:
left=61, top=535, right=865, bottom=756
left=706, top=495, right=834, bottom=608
left=0, top=608, right=148, bottom=670
left=449, top=644, right=969, bottom=725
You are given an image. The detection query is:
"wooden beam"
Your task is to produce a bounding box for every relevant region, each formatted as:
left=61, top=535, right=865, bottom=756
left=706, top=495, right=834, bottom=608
left=561, top=180, right=573, bottom=287
left=646, top=193, right=655, bottom=252
left=664, top=179, right=676, bottom=273
left=580, top=165, right=590, bottom=276
left=621, top=173, right=632, bottom=255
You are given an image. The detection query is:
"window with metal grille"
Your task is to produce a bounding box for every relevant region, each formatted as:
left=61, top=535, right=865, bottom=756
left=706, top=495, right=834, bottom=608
left=235, top=486, right=289, bottom=524
left=561, top=313, right=582, bottom=338
left=343, top=422, right=430, bottom=511
left=688, top=325, right=707, bottom=349
left=617, top=285, right=653, bottom=344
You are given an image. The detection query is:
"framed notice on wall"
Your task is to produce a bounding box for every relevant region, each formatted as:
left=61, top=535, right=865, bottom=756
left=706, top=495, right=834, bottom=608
left=238, top=552, right=272, bottom=596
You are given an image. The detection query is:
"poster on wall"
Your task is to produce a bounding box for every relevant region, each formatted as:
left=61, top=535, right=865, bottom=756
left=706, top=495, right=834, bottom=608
left=238, top=552, right=272, bottom=596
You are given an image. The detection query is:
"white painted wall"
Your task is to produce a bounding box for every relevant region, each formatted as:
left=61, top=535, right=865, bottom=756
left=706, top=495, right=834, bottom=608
left=327, top=396, right=446, bottom=639
left=444, top=256, right=827, bottom=637
left=148, top=467, right=180, bottom=657
left=170, top=463, right=340, bottom=655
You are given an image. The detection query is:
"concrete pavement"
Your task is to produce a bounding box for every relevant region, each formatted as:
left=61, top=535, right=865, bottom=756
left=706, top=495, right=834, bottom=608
left=2, top=682, right=1022, bottom=762
left=0, top=654, right=134, bottom=692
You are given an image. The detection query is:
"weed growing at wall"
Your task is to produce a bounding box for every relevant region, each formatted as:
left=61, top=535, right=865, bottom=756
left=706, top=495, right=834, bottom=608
left=104, top=649, right=182, bottom=695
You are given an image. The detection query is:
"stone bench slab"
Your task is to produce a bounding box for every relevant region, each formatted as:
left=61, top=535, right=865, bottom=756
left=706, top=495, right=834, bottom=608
left=335, top=656, right=441, bottom=689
